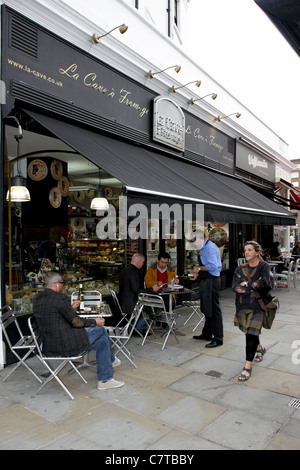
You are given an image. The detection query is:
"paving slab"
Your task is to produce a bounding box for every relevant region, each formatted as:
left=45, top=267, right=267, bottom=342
left=199, top=409, right=281, bottom=450
left=0, top=405, right=66, bottom=450
left=156, top=395, right=227, bottom=434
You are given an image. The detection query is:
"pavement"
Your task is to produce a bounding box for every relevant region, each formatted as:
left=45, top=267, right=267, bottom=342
left=1, top=284, right=300, bottom=451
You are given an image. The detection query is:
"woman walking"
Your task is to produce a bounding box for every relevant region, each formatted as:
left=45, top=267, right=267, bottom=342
left=232, top=241, right=271, bottom=381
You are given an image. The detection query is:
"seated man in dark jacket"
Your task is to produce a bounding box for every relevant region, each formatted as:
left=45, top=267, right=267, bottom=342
left=33, top=271, right=124, bottom=391
left=118, top=253, right=160, bottom=333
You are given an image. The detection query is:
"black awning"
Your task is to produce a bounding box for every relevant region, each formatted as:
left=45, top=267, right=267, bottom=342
left=23, top=109, right=296, bottom=225
left=254, top=0, right=300, bottom=58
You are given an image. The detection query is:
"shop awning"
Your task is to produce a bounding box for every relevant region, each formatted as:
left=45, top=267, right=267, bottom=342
left=23, top=109, right=296, bottom=225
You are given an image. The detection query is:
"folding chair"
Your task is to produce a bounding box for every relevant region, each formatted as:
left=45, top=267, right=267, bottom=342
left=0, top=306, right=42, bottom=384
left=28, top=316, right=87, bottom=400
left=182, top=300, right=205, bottom=331
left=110, top=288, right=143, bottom=337
left=71, top=290, right=103, bottom=368
left=106, top=300, right=144, bottom=368
left=138, top=293, right=179, bottom=350
left=71, top=289, right=102, bottom=307
left=110, top=289, right=130, bottom=327
left=274, top=260, right=295, bottom=289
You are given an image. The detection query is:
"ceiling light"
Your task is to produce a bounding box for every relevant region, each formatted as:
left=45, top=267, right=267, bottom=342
left=90, top=189, right=109, bottom=210
left=6, top=176, right=31, bottom=202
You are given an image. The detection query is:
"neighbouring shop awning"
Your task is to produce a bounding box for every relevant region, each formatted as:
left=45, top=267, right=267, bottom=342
left=254, top=0, right=300, bottom=58
left=23, top=109, right=296, bottom=225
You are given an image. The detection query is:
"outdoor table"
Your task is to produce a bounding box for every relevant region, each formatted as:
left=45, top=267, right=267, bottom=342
left=159, top=286, right=194, bottom=337
left=78, top=302, right=112, bottom=319
left=159, top=286, right=193, bottom=314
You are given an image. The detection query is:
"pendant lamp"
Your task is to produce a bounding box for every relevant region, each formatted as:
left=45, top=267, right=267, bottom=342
left=90, top=188, right=109, bottom=210
left=6, top=175, right=31, bottom=202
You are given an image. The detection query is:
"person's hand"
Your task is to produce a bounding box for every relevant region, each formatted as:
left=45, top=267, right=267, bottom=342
left=72, top=300, right=81, bottom=310
left=96, top=317, right=105, bottom=327
left=190, top=266, right=199, bottom=280
left=152, top=284, right=161, bottom=292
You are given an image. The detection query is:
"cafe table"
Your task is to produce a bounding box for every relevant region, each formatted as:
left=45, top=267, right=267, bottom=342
left=159, top=285, right=193, bottom=336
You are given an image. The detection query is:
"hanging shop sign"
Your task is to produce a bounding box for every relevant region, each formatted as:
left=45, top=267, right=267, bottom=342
left=236, top=141, right=275, bottom=182
left=153, top=97, right=185, bottom=151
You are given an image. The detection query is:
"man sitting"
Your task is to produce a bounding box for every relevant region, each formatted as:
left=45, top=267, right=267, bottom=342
left=118, top=253, right=160, bottom=334
left=144, top=251, right=178, bottom=310
left=144, top=251, right=178, bottom=289
left=33, top=271, right=124, bottom=391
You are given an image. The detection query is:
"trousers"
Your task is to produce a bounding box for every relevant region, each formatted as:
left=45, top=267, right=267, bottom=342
left=85, top=326, right=115, bottom=381
left=199, top=277, right=223, bottom=341
left=246, top=333, right=260, bottom=362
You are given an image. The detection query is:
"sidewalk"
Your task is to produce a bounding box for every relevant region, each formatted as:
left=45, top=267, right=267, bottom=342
left=0, top=285, right=300, bottom=450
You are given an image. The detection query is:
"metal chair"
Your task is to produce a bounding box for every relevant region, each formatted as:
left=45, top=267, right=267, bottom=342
left=110, top=288, right=130, bottom=327
left=237, top=258, right=246, bottom=266
left=0, top=306, right=42, bottom=384
left=71, top=289, right=103, bottom=368
left=28, top=316, right=87, bottom=400
left=182, top=300, right=205, bottom=331
left=105, top=300, right=144, bottom=368
left=110, top=288, right=143, bottom=336
left=293, top=258, right=300, bottom=287
left=71, top=289, right=102, bottom=307
left=274, top=260, right=295, bottom=288
left=138, top=293, right=179, bottom=350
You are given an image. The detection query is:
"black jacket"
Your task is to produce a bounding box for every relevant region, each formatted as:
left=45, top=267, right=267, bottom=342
left=33, top=288, right=96, bottom=356
left=119, top=264, right=153, bottom=315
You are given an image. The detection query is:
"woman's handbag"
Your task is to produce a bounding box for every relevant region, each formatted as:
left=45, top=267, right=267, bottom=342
left=245, top=267, right=279, bottom=329
left=260, top=296, right=279, bottom=329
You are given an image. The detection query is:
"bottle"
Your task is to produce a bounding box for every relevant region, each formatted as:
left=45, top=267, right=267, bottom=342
left=78, top=283, right=84, bottom=311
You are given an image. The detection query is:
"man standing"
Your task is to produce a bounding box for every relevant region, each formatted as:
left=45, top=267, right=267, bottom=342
left=191, top=230, right=223, bottom=348
left=118, top=253, right=160, bottom=333
left=33, top=271, right=124, bottom=391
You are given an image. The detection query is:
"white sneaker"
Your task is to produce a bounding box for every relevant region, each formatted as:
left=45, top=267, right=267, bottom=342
left=112, top=357, right=121, bottom=368
left=97, top=379, right=124, bottom=390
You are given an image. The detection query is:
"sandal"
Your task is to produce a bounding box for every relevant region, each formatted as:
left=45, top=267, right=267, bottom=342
left=238, top=367, right=252, bottom=382
left=255, top=347, right=266, bottom=362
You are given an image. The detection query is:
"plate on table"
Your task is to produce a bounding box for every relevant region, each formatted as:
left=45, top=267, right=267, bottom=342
left=168, top=284, right=183, bottom=289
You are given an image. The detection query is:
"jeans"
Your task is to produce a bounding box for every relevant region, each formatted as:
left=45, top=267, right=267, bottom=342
left=136, top=315, right=148, bottom=332
left=85, top=327, right=115, bottom=382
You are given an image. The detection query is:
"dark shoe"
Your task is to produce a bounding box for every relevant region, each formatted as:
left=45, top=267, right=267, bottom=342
left=205, top=339, right=223, bottom=348
left=254, top=346, right=266, bottom=362
left=238, top=367, right=252, bottom=382
left=193, top=334, right=212, bottom=341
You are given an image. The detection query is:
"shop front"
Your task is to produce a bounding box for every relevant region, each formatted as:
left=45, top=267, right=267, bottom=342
left=1, top=7, right=295, bottom=364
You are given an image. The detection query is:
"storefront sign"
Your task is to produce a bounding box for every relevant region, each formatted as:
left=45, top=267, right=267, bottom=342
left=2, top=8, right=155, bottom=135
left=236, top=141, right=275, bottom=182
left=184, top=112, right=234, bottom=169
left=153, top=97, right=185, bottom=151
